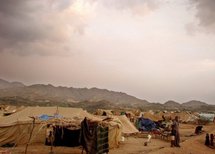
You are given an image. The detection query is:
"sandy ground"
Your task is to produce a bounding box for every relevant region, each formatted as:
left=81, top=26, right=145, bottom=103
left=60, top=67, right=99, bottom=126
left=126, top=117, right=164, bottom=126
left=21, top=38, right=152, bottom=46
left=110, top=123, right=215, bottom=154
left=0, top=123, right=214, bottom=154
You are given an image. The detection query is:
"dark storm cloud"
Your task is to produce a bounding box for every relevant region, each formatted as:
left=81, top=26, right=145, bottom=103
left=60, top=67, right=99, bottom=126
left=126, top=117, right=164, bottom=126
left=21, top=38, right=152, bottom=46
left=191, top=0, right=215, bottom=32
left=0, top=0, right=86, bottom=56
left=0, top=0, right=161, bottom=56
left=0, top=0, right=44, bottom=42
left=0, top=0, right=34, bottom=16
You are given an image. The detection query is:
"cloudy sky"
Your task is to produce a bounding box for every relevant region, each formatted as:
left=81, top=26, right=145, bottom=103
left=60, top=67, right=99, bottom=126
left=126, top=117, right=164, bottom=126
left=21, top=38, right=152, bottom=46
left=0, top=0, right=215, bottom=104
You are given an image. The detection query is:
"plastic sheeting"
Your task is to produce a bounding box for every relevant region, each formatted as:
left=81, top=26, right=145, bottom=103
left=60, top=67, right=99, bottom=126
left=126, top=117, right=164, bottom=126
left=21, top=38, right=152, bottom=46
left=199, top=113, right=215, bottom=122
left=138, top=117, right=156, bottom=131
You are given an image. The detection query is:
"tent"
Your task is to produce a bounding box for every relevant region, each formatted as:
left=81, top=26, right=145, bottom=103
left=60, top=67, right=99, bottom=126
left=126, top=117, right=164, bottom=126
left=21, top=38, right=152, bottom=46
left=199, top=113, right=215, bottom=122
left=97, top=115, right=138, bottom=135
left=0, top=106, right=122, bottom=149
left=139, top=112, right=163, bottom=121
left=94, top=109, right=114, bottom=116
left=115, top=115, right=138, bottom=134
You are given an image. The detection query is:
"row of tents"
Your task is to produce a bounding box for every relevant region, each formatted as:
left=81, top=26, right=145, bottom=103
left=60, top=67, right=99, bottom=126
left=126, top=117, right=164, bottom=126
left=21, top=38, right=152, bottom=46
left=1, top=106, right=214, bottom=152
left=0, top=106, right=138, bottom=153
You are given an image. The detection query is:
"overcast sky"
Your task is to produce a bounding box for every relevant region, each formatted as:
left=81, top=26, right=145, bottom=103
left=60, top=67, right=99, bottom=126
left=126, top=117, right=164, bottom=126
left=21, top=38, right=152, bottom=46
left=0, top=0, right=215, bottom=104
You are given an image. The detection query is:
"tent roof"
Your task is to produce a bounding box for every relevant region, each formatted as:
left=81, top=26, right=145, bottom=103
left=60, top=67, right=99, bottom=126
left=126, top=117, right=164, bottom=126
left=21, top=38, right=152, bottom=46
left=95, top=109, right=113, bottom=116
left=116, top=115, right=138, bottom=134
left=0, top=106, right=100, bottom=126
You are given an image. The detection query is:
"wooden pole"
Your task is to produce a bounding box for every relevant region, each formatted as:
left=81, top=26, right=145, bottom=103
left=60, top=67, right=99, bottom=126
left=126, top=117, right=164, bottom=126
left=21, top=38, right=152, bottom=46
left=49, top=129, right=54, bottom=154
left=24, top=117, right=35, bottom=154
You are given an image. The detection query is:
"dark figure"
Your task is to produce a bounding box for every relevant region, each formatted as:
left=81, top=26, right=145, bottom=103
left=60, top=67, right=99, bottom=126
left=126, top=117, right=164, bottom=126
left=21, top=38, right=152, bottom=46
left=173, top=116, right=180, bottom=147
left=102, top=111, right=107, bottom=116
left=162, top=115, right=166, bottom=121
left=170, top=125, right=176, bottom=147
left=205, top=133, right=210, bottom=146
left=195, top=125, right=203, bottom=135
left=210, top=134, right=214, bottom=146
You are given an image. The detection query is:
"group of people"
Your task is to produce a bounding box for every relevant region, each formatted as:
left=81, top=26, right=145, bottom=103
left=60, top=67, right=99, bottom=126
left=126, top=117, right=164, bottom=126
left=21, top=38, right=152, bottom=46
left=205, top=133, right=214, bottom=147
left=170, top=116, right=180, bottom=147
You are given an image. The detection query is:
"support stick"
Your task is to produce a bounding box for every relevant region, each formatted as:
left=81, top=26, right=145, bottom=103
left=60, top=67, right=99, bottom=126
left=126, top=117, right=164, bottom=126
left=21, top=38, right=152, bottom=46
left=24, top=117, right=35, bottom=154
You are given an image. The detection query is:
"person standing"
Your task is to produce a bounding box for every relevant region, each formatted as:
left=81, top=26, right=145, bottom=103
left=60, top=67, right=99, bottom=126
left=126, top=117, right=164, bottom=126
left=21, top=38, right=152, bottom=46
left=205, top=133, right=210, bottom=146
left=170, top=124, right=176, bottom=147
left=173, top=116, right=180, bottom=147
left=210, top=134, right=214, bottom=146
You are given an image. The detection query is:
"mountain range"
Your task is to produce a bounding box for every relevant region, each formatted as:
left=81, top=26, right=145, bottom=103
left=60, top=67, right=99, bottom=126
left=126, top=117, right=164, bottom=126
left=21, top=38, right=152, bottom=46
left=0, top=78, right=214, bottom=112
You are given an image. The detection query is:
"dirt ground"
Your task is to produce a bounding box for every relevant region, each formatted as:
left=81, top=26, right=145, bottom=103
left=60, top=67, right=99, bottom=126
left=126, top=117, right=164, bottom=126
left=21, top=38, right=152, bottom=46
left=0, top=123, right=215, bottom=154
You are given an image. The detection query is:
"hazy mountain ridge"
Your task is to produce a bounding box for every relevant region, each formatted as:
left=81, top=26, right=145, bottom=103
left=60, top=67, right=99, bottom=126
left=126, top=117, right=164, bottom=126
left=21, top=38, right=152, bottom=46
left=0, top=79, right=149, bottom=107
left=164, top=100, right=181, bottom=107
left=182, top=100, right=208, bottom=107
left=0, top=79, right=214, bottom=111
left=160, top=100, right=213, bottom=111
left=0, top=79, right=25, bottom=89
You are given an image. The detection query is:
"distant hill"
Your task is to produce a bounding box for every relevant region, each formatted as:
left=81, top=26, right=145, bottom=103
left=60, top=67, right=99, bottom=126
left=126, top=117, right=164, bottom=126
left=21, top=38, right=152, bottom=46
left=182, top=100, right=208, bottom=107
left=163, top=100, right=181, bottom=109
left=0, top=78, right=214, bottom=111
left=0, top=79, right=25, bottom=89
left=161, top=100, right=214, bottom=111
left=0, top=79, right=149, bottom=108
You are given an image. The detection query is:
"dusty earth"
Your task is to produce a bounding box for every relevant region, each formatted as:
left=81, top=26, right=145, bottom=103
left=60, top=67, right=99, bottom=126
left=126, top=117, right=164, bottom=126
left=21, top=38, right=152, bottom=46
left=0, top=123, right=214, bottom=154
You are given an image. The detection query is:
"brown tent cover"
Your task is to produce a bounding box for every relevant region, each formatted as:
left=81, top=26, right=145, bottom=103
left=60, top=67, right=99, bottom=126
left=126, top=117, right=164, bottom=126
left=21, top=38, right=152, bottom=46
left=115, top=115, right=138, bottom=134
left=0, top=106, right=122, bottom=148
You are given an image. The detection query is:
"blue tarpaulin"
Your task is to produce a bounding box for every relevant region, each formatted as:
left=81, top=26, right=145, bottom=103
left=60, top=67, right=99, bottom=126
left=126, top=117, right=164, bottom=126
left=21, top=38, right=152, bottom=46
left=39, top=114, right=63, bottom=121
left=138, top=117, right=157, bottom=131
left=39, top=114, right=53, bottom=121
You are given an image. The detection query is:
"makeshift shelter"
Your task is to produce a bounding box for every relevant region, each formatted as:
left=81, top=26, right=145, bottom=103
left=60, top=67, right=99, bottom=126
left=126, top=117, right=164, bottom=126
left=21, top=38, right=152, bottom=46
left=199, top=113, right=215, bottom=122
left=139, top=112, right=163, bottom=121
left=0, top=106, right=122, bottom=149
left=183, top=114, right=199, bottom=123
left=116, top=115, right=138, bottom=134
left=94, top=109, right=113, bottom=116
left=137, top=116, right=157, bottom=131
left=79, top=117, right=109, bottom=154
